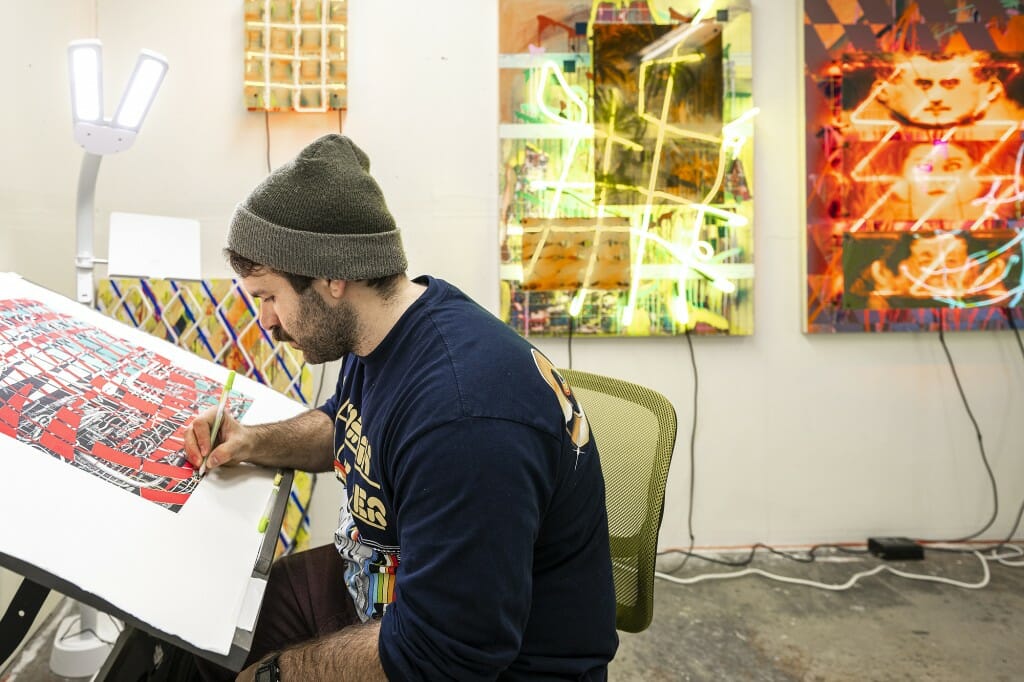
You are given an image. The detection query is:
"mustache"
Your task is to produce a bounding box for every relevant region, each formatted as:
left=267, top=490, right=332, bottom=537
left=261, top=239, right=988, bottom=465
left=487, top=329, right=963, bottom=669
left=271, top=327, right=295, bottom=344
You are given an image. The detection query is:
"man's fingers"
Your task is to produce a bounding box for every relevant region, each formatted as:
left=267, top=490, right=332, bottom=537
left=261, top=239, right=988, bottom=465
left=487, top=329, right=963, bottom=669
left=205, top=447, right=219, bottom=471
left=193, top=417, right=212, bottom=457
left=184, top=409, right=222, bottom=472
left=183, top=427, right=202, bottom=467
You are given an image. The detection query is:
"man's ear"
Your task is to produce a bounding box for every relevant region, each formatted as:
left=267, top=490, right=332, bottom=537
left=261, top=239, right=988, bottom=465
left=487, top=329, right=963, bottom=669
left=324, top=279, right=347, bottom=300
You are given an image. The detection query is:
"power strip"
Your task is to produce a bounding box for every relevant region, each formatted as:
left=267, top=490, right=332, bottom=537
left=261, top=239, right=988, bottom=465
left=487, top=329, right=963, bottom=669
left=867, top=537, right=924, bottom=561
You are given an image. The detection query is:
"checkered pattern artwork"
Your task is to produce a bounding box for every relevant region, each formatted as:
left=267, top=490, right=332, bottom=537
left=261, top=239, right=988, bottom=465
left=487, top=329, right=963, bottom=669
left=96, top=277, right=315, bottom=555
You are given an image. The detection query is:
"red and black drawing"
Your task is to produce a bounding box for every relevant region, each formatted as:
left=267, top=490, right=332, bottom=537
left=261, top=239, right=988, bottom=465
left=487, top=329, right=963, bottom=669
left=0, top=298, right=251, bottom=512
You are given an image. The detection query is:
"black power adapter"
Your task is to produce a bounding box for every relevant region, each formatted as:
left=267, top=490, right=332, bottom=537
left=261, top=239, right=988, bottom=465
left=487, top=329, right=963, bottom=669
left=868, top=537, right=924, bottom=560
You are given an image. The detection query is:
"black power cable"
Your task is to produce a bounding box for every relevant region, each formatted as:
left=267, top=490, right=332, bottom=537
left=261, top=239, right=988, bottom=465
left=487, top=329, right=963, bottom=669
left=669, top=328, right=699, bottom=573
left=663, top=309, right=1024, bottom=572
left=974, top=308, right=1024, bottom=549
left=916, top=315, right=999, bottom=546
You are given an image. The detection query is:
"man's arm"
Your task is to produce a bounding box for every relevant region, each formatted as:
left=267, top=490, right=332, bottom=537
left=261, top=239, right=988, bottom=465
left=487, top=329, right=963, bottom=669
left=184, top=408, right=336, bottom=473
left=237, top=622, right=385, bottom=682
left=378, top=419, right=554, bottom=680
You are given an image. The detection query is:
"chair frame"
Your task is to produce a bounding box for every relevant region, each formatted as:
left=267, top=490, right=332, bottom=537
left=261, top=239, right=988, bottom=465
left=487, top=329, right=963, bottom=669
left=559, top=368, right=678, bottom=633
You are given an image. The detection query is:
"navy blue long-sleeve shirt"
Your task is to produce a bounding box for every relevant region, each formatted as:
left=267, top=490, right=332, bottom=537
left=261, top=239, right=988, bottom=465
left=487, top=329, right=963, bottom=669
left=318, top=276, right=617, bottom=680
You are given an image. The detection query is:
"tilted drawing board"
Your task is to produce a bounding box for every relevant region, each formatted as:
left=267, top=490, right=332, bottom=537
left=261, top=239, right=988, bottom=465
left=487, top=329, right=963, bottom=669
left=0, top=273, right=306, bottom=659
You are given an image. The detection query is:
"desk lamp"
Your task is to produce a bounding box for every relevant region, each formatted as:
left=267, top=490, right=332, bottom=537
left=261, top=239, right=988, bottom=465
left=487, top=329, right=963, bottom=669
left=51, top=39, right=168, bottom=678
left=68, top=39, right=168, bottom=306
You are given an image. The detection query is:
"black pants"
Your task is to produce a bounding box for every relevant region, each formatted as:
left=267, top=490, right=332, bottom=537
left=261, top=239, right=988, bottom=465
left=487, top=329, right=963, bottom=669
left=196, top=544, right=361, bottom=681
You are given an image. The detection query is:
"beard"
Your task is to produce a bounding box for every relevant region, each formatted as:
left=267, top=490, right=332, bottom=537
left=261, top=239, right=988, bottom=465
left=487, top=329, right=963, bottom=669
left=272, top=288, right=359, bottom=364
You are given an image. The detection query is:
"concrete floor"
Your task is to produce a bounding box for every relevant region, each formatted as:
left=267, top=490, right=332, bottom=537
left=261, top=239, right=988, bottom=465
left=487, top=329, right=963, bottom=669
left=4, top=548, right=1023, bottom=680
left=609, top=549, right=1024, bottom=681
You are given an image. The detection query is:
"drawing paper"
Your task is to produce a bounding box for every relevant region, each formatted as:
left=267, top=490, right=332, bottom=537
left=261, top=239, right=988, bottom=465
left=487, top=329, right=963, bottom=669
left=0, top=273, right=306, bottom=655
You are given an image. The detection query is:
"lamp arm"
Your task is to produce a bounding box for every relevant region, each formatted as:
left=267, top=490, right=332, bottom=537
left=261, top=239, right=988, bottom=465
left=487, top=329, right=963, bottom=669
left=75, top=152, right=103, bottom=305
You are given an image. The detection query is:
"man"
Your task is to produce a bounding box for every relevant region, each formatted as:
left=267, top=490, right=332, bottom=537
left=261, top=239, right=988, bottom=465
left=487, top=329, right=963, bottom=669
left=867, top=52, right=1013, bottom=129
left=184, top=134, right=618, bottom=681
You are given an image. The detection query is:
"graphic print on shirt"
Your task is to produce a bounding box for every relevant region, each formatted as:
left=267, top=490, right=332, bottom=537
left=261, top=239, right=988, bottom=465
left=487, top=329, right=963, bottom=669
left=333, top=397, right=398, bottom=620
left=531, top=349, right=590, bottom=467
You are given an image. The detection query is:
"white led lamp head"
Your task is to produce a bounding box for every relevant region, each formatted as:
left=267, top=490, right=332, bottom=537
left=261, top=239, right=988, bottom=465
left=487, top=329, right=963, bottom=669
left=68, top=40, right=168, bottom=155
left=67, top=38, right=168, bottom=306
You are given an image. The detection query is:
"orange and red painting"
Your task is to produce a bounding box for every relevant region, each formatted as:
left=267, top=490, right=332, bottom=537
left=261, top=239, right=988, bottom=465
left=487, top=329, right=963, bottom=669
left=805, top=0, right=1024, bottom=332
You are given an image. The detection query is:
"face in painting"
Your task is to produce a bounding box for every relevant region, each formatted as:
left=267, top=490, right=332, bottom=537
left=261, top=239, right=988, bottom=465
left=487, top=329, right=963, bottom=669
left=907, top=234, right=967, bottom=272
left=242, top=271, right=359, bottom=364
left=900, top=143, right=982, bottom=219
left=878, top=54, right=1000, bottom=128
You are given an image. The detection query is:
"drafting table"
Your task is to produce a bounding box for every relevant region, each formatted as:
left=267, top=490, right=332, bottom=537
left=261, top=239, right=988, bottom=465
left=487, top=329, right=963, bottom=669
left=0, top=272, right=309, bottom=672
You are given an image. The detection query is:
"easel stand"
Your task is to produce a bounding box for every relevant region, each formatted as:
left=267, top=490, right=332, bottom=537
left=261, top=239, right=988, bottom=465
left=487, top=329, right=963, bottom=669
left=0, top=577, right=49, bottom=665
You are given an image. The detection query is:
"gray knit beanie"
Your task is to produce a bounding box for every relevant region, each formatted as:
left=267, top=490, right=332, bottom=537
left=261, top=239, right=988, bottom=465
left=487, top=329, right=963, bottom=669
left=227, top=134, right=407, bottom=280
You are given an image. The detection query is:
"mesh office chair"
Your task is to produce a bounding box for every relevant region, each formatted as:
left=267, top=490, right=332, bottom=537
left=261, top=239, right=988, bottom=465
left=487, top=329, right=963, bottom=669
left=559, top=369, right=678, bottom=633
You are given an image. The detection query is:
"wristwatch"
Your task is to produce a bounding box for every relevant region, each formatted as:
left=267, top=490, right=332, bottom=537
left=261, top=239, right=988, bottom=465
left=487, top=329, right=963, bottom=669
left=255, top=654, right=281, bottom=682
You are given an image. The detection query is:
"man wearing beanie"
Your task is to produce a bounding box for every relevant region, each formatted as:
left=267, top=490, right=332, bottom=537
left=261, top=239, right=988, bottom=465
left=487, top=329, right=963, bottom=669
left=185, top=134, right=618, bottom=681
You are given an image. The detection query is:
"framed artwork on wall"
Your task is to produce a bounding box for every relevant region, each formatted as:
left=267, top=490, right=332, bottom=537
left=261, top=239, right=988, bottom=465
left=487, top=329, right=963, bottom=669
left=244, top=0, right=347, bottom=112
left=803, top=0, right=1024, bottom=332
left=499, top=0, right=755, bottom=337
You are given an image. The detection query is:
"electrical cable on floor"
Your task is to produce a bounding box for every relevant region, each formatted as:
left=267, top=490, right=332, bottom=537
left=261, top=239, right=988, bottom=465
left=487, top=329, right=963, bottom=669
left=989, top=544, right=1024, bottom=567
left=656, top=310, right=1024, bottom=592
left=659, top=542, right=870, bottom=568
left=655, top=550, right=991, bottom=591
left=956, top=308, right=1024, bottom=553
left=655, top=311, right=1024, bottom=585
left=658, top=328, right=869, bottom=572
left=893, top=314, right=1024, bottom=555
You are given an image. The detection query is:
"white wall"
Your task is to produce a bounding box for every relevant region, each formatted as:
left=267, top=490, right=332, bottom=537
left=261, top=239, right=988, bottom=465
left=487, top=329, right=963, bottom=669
left=1, top=0, right=1022, bottom=593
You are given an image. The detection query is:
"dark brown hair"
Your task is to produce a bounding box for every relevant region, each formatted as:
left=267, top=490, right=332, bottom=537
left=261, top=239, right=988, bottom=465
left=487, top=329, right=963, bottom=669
left=224, top=249, right=403, bottom=297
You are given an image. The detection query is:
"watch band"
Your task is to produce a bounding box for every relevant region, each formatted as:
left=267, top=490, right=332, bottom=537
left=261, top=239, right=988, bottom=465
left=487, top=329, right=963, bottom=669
left=255, top=654, right=281, bottom=682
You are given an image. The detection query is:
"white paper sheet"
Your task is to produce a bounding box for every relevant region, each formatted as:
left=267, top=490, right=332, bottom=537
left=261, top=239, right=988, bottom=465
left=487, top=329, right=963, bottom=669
left=0, top=272, right=307, bottom=655
left=107, top=212, right=202, bottom=280
left=237, top=576, right=270, bottom=633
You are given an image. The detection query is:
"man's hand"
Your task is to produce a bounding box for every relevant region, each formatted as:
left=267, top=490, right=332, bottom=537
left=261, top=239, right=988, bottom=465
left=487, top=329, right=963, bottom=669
left=234, top=623, right=385, bottom=681
left=184, top=407, right=253, bottom=472
left=184, top=408, right=337, bottom=474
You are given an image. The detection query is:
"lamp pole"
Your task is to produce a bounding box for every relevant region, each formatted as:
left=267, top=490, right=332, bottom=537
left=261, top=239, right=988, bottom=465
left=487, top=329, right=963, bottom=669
left=67, top=39, right=167, bottom=306
left=54, top=39, right=169, bottom=678
left=75, top=153, right=102, bottom=305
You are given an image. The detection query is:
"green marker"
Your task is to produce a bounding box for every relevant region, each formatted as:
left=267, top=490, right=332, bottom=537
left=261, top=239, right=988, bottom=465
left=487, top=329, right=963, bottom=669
left=199, top=370, right=236, bottom=477
left=258, top=472, right=284, bottom=533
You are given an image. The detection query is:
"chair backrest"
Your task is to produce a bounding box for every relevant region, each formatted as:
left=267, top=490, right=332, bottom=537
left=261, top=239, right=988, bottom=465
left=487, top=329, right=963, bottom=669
left=559, top=369, right=677, bottom=633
